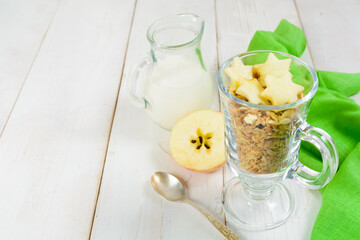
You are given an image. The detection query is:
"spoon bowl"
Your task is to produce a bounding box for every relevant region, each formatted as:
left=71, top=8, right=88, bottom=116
left=151, top=171, right=186, bottom=202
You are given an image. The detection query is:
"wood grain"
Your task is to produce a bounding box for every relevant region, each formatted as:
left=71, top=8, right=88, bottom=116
left=0, top=0, right=60, bottom=134
left=296, top=0, right=360, bottom=104
left=0, top=0, right=135, bottom=239
left=1, top=0, right=358, bottom=239
left=215, top=0, right=313, bottom=65
left=296, top=0, right=360, bottom=73
left=90, top=0, right=224, bottom=239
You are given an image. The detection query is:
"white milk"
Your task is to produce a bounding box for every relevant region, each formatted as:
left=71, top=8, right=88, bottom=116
left=143, top=55, right=214, bottom=130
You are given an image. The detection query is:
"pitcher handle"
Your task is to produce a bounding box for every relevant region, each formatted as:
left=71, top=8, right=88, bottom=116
left=290, top=123, right=339, bottom=189
left=126, top=54, right=153, bottom=108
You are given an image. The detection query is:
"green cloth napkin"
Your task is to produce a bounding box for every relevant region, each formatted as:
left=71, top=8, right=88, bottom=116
left=247, top=19, right=360, bottom=240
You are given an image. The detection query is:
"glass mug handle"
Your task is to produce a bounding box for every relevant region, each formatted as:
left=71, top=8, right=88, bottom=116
left=126, top=54, right=153, bottom=108
left=290, top=123, right=339, bottom=189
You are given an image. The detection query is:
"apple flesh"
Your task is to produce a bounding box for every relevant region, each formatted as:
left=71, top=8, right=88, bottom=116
left=169, top=110, right=226, bottom=172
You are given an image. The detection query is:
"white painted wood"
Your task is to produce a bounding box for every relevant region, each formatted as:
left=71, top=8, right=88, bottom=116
left=90, top=0, right=224, bottom=239
left=295, top=0, right=360, bottom=104
left=215, top=0, right=313, bottom=66
left=2, top=0, right=357, bottom=239
left=216, top=0, right=322, bottom=239
left=0, top=0, right=135, bottom=239
left=295, top=0, right=360, bottom=73
left=0, top=0, right=60, bottom=133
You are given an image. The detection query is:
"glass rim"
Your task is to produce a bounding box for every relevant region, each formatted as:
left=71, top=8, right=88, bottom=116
left=217, top=50, right=319, bottom=110
left=146, top=13, right=204, bottom=50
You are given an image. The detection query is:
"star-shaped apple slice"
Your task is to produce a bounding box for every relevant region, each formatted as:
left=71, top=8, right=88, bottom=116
left=225, top=57, right=253, bottom=92
left=235, top=79, right=266, bottom=105
left=260, top=75, right=304, bottom=105
left=254, top=53, right=292, bottom=87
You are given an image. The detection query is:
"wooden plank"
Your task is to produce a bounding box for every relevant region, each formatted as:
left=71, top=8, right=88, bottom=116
left=295, top=0, right=360, bottom=104
left=216, top=0, right=322, bottom=239
left=0, top=0, right=135, bottom=239
left=295, top=0, right=360, bottom=72
left=215, top=0, right=313, bottom=66
left=0, top=0, right=60, bottom=133
left=90, top=0, right=223, bottom=239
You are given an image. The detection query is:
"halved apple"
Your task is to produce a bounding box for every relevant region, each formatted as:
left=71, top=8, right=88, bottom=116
left=169, top=110, right=225, bottom=172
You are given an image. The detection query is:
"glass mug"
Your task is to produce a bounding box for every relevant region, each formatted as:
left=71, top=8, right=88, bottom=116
left=218, top=51, right=338, bottom=230
left=127, top=13, right=214, bottom=130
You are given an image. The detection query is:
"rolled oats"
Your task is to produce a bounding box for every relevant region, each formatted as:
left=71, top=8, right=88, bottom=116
left=228, top=100, right=301, bottom=174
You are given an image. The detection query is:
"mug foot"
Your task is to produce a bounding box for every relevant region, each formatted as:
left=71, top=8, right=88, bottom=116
left=222, top=177, right=294, bottom=231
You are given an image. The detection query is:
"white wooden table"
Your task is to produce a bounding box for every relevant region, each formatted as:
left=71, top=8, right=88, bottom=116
left=1, top=0, right=359, bottom=239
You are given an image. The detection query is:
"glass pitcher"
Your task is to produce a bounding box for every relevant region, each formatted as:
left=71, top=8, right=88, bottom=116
left=127, top=13, right=214, bottom=130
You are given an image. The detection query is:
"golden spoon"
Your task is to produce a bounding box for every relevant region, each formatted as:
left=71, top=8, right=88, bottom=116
left=151, top=172, right=240, bottom=240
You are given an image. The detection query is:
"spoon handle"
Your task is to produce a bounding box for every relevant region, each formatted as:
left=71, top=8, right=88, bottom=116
left=185, top=199, right=241, bottom=240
